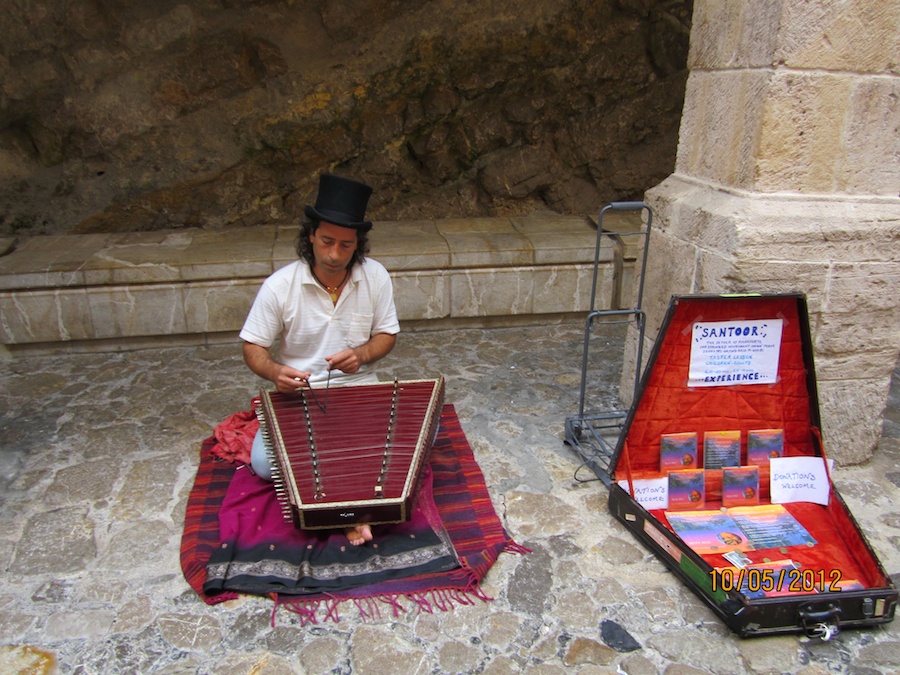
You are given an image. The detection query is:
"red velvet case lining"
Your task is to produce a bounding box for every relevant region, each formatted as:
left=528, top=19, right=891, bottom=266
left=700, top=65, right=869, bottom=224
left=614, top=296, right=889, bottom=590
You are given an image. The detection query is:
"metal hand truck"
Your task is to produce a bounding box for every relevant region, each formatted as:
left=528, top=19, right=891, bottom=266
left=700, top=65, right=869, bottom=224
left=564, top=201, right=652, bottom=485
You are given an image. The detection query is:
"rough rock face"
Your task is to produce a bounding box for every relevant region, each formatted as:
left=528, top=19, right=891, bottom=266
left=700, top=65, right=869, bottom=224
left=0, top=0, right=690, bottom=236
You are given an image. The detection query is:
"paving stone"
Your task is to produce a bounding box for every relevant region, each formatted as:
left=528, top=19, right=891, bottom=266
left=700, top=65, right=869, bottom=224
left=71, top=422, right=144, bottom=461
left=563, top=636, right=617, bottom=666
left=600, top=619, right=642, bottom=653
left=43, top=608, right=117, bottom=641
left=30, top=579, right=73, bottom=603
left=526, top=629, right=566, bottom=665
left=546, top=533, right=582, bottom=558
left=736, top=634, right=802, bottom=674
left=507, top=543, right=553, bottom=615
left=10, top=507, right=96, bottom=575
left=648, top=627, right=744, bottom=675
left=46, top=457, right=123, bottom=505
left=350, top=625, right=424, bottom=675
left=520, top=663, right=568, bottom=674
left=411, top=610, right=443, bottom=642
left=795, top=667, right=831, bottom=675
left=438, top=639, right=483, bottom=673
left=297, top=636, right=343, bottom=673
left=506, top=491, right=584, bottom=538
left=636, top=587, right=678, bottom=623
left=0, top=605, right=39, bottom=643
left=481, top=610, right=522, bottom=647
left=214, top=652, right=299, bottom=675
left=0, top=324, right=896, bottom=673
left=156, top=612, right=223, bottom=651
left=100, top=520, right=175, bottom=571
left=620, top=652, right=659, bottom=675
left=555, top=588, right=601, bottom=631
left=596, top=535, right=645, bottom=565
left=73, top=625, right=188, bottom=672
left=112, top=456, right=185, bottom=520
left=664, top=665, right=714, bottom=675
left=593, top=577, right=630, bottom=607
left=855, top=640, right=900, bottom=668
left=110, top=595, right=156, bottom=635
left=481, top=655, right=521, bottom=675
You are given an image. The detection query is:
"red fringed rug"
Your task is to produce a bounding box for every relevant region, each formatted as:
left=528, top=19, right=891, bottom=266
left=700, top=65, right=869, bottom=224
left=180, top=404, right=527, bottom=623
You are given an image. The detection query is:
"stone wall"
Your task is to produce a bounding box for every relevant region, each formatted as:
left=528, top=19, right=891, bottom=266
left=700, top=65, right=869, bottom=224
left=0, top=0, right=691, bottom=237
left=0, top=213, right=649, bottom=348
left=628, top=0, right=900, bottom=464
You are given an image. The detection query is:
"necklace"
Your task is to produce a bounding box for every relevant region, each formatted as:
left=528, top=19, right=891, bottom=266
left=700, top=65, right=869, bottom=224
left=311, top=267, right=350, bottom=303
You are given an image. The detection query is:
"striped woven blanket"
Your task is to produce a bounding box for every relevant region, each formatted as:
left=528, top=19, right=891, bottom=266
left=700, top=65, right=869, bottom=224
left=180, top=404, right=526, bottom=623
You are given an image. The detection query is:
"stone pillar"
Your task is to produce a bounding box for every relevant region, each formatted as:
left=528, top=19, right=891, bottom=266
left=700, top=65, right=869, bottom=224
left=624, top=0, right=900, bottom=464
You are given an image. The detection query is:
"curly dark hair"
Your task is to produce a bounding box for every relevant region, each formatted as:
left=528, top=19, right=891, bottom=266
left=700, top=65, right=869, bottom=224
left=295, top=217, right=370, bottom=267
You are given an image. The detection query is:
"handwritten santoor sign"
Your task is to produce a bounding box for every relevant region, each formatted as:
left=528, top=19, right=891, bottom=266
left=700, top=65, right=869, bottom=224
left=689, top=319, right=783, bottom=387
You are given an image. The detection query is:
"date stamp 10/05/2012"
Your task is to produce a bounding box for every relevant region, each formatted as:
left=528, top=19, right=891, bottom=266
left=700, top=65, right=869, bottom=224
left=711, top=567, right=844, bottom=594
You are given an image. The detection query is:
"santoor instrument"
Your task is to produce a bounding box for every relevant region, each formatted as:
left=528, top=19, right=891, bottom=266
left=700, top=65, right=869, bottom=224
left=255, top=377, right=445, bottom=529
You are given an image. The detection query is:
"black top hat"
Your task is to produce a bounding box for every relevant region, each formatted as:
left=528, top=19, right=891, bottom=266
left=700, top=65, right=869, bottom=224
left=304, top=174, right=373, bottom=232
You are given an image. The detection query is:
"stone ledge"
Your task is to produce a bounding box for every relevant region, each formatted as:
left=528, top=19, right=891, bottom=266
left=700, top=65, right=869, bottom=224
left=0, top=214, right=644, bottom=347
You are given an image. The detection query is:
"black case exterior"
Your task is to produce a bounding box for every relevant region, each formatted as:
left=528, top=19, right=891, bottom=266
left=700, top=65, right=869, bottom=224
left=607, top=293, right=897, bottom=638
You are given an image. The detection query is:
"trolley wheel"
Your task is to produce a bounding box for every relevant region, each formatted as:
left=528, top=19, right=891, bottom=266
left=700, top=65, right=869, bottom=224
left=565, top=421, right=584, bottom=442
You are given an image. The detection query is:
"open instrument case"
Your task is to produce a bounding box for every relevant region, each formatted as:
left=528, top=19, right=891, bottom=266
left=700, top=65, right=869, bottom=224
left=606, top=293, right=897, bottom=638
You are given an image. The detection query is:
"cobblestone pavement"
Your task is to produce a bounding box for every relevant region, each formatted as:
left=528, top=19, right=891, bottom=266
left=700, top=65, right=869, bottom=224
left=1, top=322, right=898, bottom=674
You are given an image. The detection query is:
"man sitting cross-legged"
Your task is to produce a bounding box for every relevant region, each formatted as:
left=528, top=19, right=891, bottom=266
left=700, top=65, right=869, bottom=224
left=240, top=173, right=399, bottom=546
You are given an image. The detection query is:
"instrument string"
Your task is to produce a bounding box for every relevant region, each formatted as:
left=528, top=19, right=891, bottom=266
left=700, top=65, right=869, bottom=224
left=262, top=381, right=441, bottom=501
left=306, top=379, right=401, bottom=495
left=304, top=368, right=331, bottom=414
left=300, top=390, right=325, bottom=500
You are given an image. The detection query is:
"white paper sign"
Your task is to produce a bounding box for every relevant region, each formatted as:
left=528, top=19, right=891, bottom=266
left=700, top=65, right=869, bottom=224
left=617, top=477, right=669, bottom=509
left=689, top=319, right=783, bottom=387
left=769, top=456, right=834, bottom=506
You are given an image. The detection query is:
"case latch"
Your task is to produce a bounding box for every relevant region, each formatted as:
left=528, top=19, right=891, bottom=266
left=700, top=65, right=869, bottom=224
left=799, top=602, right=841, bottom=640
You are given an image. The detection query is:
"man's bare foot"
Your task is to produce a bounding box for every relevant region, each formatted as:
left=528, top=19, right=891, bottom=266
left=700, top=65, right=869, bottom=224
left=345, top=524, right=373, bottom=546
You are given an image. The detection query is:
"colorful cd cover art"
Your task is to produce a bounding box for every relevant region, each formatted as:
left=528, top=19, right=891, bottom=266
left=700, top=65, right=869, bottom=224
left=727, top=504, right=817, bottom=550
left=722, top=466, right=760, bottom=507
left=667, top=469, right=706, bottom=510
left=703, top=430, right=742, bottom=469
left=666, top=504, right=817, bottom=556
left=747, top=428, right=784, bottom=465
left=660, top=432, right=699, bottom=472
left=665, top=510, right=753, bottom=554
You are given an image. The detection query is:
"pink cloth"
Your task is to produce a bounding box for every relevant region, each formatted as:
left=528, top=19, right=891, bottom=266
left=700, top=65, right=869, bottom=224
left=210, top=409, right=259, bottom=464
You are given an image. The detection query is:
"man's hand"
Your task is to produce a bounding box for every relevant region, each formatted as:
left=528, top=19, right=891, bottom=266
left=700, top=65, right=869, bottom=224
left=242, top=341, right=311, bottom=393
left=273, top=366, right=313, bottom=394
left=325, top=347, right=362, bottom=374
left=325, top=333, right=397, bottom=375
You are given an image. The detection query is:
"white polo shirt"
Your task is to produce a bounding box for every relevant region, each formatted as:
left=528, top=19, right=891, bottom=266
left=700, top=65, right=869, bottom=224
left=240, top=259, right=400, bottom=385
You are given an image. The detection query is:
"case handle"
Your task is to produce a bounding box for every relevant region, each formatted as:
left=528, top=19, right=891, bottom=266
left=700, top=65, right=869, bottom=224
left=800, top=603, right=841, bottom=640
